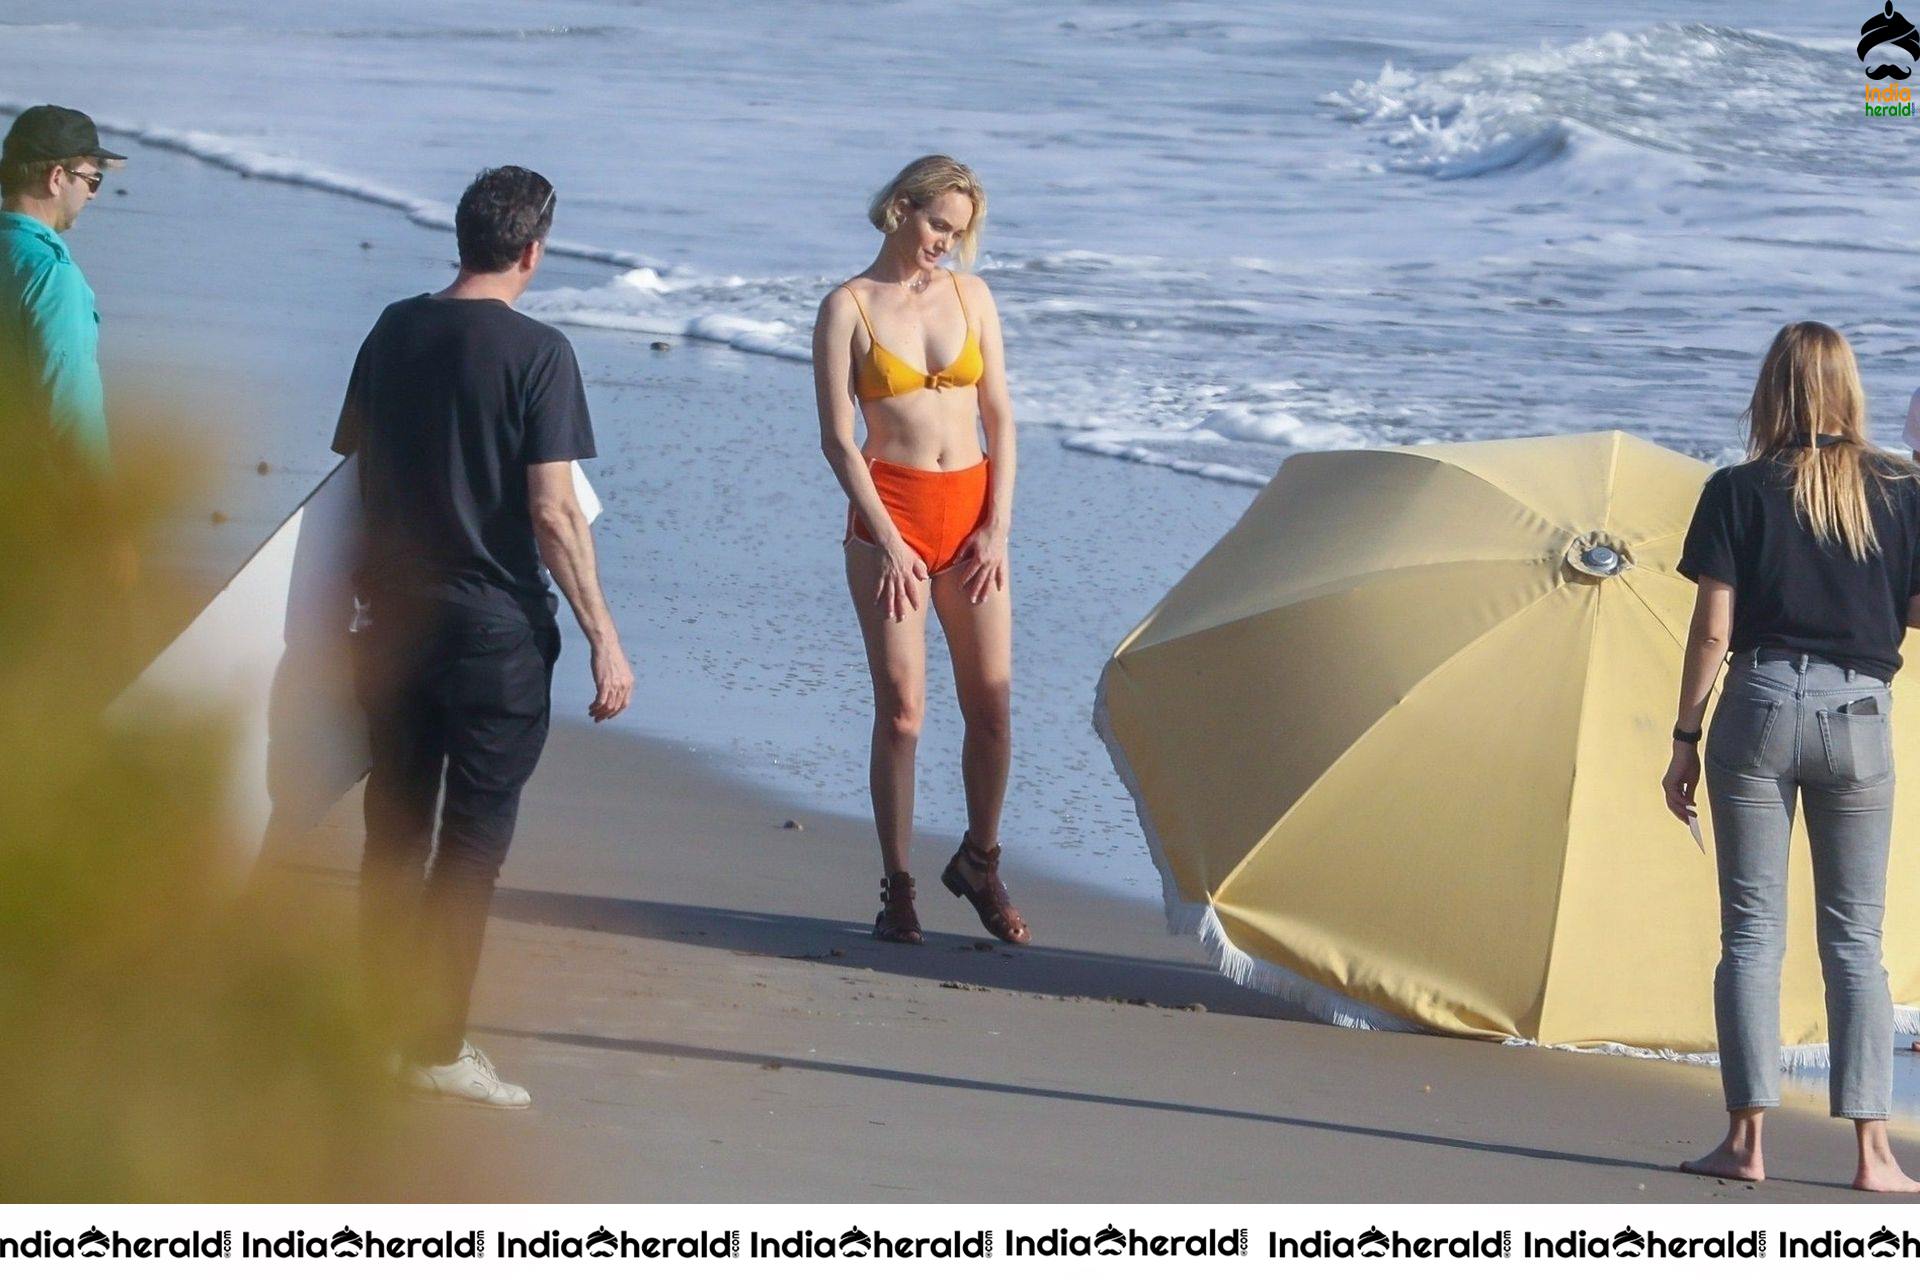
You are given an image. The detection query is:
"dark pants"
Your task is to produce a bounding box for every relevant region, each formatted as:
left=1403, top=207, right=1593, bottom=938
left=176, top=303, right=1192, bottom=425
left=352, top=596, right=560, bottom=1064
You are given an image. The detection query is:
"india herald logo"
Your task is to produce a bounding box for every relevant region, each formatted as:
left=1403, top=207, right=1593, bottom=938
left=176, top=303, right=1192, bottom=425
left=1860, top=2, right=1920, bottom=79
left=1611, top=1227, right=1648, bottom=1258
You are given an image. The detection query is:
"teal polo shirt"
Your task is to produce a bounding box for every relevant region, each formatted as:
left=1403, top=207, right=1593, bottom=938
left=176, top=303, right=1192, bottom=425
left=0, top=210, right=108, bottom=472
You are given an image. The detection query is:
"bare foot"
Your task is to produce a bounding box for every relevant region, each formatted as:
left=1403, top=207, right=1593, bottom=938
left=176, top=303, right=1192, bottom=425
left=1854, top=1168, right=1920, bottom=1194
left=1680, top=1144, right=1764, bottom=1182
left=1855, top=1121, right=1920, bottom=1193
left=1856, top=1143, right=1920, bottom=1193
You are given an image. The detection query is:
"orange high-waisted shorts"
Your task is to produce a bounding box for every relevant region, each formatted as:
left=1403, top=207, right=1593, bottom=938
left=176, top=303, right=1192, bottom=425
left=846, top=455, right=991, bottom=576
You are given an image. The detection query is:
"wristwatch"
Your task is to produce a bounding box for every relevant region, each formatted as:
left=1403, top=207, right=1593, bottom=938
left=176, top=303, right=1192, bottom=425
left=1672, top=725, right=1703, bottom=745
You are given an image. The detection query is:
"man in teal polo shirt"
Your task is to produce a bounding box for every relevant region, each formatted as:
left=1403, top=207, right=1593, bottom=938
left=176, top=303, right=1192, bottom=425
left=0, top=105, right=124, bottom=474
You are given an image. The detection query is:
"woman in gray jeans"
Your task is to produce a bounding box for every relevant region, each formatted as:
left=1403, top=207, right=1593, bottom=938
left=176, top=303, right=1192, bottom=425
left=1664, top=322, right=1920, bottom=1192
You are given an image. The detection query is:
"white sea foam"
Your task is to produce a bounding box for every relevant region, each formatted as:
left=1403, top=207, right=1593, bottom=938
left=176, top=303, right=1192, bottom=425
left=1326, top=24, right=1847, bottom=182
left=0, top=98, right=668, bottom=274
left=514, top=305, right=811, bottom=362
left=1004, top=249, right=1170, bottom=274
left=1196, top=405, right=1371, bottom=450
left=519, top=271, right=814, bottom=361
left=315, top=24, right=622, bottom=41
left=1061, top=433, right=1270, bottom=488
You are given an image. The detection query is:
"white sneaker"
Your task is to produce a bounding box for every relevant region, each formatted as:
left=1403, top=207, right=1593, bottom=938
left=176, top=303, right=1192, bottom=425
left=402, top=1041, right=531, bottom=1109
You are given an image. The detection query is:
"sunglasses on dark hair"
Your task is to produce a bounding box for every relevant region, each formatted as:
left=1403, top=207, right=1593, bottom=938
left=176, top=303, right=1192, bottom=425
left=538, top=185, right=555, bottom=218
left=62, top=166, right=104, bottom=194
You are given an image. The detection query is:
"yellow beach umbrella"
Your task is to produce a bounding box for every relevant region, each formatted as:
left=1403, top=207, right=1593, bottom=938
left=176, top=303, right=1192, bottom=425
left=1097, top=431, right=1920, bottom=1055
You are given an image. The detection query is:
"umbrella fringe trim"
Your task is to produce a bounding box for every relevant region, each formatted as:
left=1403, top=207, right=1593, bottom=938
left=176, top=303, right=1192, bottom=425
left=1501, top=1005, right=1920, bottom=1071
left=1192, top=904, right=1425, bottom=1033
left=1095, top=665, right=1920, bottom=1069
left=1092, top=673, right=1204, bottom=933
left=1497, top=1035, right=1718, bottom=1066
left=1200, top=902, right=1920, bottom=1071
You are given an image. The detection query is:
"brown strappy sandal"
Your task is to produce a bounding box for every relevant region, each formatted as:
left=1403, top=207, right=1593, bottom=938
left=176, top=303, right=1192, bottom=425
left=873, top=871, right=923, bottom=944
left=940, top=834, right=1031, bottom=946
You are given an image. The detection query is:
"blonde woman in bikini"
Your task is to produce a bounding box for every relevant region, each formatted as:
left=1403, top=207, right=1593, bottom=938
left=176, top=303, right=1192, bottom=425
left=812, top=155, right=1029, bottom=947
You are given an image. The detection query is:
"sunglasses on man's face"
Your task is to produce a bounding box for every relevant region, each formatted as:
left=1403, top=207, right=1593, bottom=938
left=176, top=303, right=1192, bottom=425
left=62, top=167, right=104, bottom=194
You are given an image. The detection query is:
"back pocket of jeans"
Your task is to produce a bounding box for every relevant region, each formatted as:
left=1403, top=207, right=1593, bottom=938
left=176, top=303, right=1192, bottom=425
left=1819, top=705, right=1893, bottom=784
left=1707, top=694, right=1781, bottom=771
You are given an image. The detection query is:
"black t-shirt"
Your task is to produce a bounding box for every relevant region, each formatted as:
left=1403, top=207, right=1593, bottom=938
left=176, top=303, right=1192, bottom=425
left=1677, top=445, right=1920, bottom=677
left=331, top=295, right=595, bottom=617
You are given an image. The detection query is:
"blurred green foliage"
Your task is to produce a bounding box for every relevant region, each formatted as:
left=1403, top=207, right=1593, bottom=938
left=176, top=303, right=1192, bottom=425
left=0, top=414, right=394, bottom=1201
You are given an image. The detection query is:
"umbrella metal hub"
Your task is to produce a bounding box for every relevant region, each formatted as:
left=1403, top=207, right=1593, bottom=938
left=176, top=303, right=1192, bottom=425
left=1564, top=534, right=1632, bottom=580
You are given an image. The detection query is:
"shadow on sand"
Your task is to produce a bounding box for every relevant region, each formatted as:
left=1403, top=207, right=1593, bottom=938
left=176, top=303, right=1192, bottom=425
left=484, top=882, right=1286, bottom=1017
left=476, top=1022, right=1700, bottom=1183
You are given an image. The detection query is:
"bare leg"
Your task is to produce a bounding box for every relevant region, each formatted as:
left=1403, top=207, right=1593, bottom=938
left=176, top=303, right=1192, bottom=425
left=1854, top=1120, right=1920, bottom=1193
left=932, top=566, right=1012, bottom=872
left=929, top=566, right=1028, bottom=943
left=1680, top=1108, right=1766, bottom=1182
left=846, top=541, right=928, bottom=877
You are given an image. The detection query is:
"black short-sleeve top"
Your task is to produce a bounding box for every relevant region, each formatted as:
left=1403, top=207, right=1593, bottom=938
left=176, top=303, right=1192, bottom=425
left=331, top=295, right=596, bottom=616
left=1677, top=439, right=1920, bottom=678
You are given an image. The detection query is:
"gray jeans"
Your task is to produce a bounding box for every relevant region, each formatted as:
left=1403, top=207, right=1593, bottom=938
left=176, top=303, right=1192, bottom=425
left=1704, top=652, right=1896, bottom=1118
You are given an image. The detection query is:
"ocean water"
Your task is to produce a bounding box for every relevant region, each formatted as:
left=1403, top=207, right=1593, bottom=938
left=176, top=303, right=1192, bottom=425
left=3, top=1, right=1911, bottom=484
left=9, top=2, right=1920, bottom=1103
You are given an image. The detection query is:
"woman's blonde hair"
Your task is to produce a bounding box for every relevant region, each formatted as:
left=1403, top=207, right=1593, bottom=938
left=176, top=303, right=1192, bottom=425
left=1743, top=321, right=1899, bottom=560
left=868, top=155, right=987, bottom=269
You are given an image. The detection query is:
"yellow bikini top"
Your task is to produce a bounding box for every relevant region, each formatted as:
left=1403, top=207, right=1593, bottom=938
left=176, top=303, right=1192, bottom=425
left=845, top=271, right=984, bottom=401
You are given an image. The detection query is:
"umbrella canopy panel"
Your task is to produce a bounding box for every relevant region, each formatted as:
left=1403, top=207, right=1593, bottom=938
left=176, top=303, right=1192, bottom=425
left=1102, top=431, right=1916, bottom=1052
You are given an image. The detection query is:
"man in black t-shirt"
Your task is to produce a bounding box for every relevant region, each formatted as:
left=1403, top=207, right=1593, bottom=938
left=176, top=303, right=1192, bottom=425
left=333, top=166, right=633, bottom=1108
